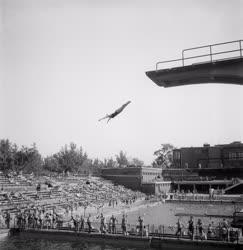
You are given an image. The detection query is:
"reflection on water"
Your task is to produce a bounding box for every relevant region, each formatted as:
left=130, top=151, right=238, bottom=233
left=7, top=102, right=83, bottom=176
left=0, top=236, right=143, bottom=250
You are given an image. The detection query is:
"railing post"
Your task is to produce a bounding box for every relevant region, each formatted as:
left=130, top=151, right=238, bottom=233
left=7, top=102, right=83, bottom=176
left=209, top=45, right=213, bottom=62
left=182, top=50, right=185, bottom=66
left=240, top=40, right=242, bottom=57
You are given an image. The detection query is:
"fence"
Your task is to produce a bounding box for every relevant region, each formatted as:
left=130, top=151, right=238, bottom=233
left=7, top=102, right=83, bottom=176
left=156, top=40, right=243, bottom=70
left=172, top=193, right=243, bottom=202
left=3, top=218, right=239, bottom=243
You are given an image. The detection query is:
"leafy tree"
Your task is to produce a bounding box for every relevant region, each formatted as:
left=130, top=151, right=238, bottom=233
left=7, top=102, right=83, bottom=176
left=88, top=158, right=108, bottom=175
left=103, top=157, right=117, bottom=168
left=52, top=142, right=88, bottom=173
left=116, top=151, right=129, bottom=167
left=153, top=143, right=175, bottom=168
left=14, top=144, right=43, bottom=174
left=130, top=157, right=144, bottom=167
left=0, top=139, right=16, bottom=172
left=0, top=139, right=43, bottom=174
left=44, top=155, right=60, bottom=173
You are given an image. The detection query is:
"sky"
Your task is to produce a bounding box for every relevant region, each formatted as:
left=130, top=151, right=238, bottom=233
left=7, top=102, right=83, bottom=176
left=1, top=0, right=243, bottom=165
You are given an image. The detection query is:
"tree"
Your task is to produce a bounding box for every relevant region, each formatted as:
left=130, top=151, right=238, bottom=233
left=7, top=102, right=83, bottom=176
left=0, top=139, right=44, bottom=174
left=14, top=144, right=43, bottom=174
left=103, top=157, right=117, bottom=168
left=53, top=142, right=88, bottom=173
left=153, top=143, right=175, bottom=168
left=116, top=151, right=129, bottom=167
left=0, top=139, right=16, bottom=172
left=130, top=157, right=144, bottom=167
left=44, top=155, right=60, bottom=173
left=89, top=158, right=104, bottom=175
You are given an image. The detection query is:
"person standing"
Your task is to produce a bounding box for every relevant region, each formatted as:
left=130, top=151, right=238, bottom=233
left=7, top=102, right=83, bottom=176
left=175, top=218, right=183, bottom=237
left=221, top=218, right=229, bottom=241
left=80, top=215, right=84, bottom=231
left=111, top=215, right=117, bottom=234
left=87, top=214, right=92, bottom=233
left=5, top=211, right=11, bottom=229
left=100, top=213, right=106, bottom=234
left=138, top=216, right=144, bottom=236
left=207, top=223, right=213, bottom=238
left=71, top=215, right=78, bottom=232
left=197, top=219, right=203, bottom=240
left=188, top=216, right=194, bottom=240
left=121, top=214, right=127, bottom=235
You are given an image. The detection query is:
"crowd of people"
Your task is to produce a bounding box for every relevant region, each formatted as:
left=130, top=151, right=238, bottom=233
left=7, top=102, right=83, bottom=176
left=174, top=216, right=239, bottom=242
left=0, top=172, right=241, bottom=244
left=1, top=205, right=239, bottom=243
left=0, top=207, right=148, bottom=238
left=0, top=173, right=146, bottom=235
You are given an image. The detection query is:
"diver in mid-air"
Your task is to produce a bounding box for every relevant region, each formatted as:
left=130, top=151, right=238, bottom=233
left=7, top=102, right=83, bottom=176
left=99, top=101, right=131, bottom=123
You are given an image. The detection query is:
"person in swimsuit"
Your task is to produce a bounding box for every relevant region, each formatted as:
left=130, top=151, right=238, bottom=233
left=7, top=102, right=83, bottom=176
left=99, top=101, right=131, bottom=123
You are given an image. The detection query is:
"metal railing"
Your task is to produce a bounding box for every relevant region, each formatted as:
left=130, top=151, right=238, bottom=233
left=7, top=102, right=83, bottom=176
left=6, top=220, right=240, bottom=243
left=156, top=40, right=243, bottom=71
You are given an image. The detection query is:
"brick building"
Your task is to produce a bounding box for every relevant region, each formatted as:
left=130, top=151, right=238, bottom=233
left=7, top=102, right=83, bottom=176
left=173, top=141, right=243, bottom=171
left=164, top=141, right=243, bottom=193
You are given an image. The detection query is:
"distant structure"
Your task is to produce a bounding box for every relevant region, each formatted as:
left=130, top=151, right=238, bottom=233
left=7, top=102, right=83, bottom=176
left=101, top=142, right=243, bottom=195
left=146, top=40, right=243, bottom=87
left=101, top=166, right=170, bottom=195
left=164, top=141, right=243, bottom=194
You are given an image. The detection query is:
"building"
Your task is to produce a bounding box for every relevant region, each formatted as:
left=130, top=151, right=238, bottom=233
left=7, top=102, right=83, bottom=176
left=101, top=166, right=170, bottom=194
left=141, top=181, right=171, bottom=195
left=164, top=141, right=243, bottom=193
left=173, top=141, right=243, bottom=171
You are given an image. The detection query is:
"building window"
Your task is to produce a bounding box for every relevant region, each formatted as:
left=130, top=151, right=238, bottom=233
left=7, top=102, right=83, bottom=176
left=229, top=152, right=237, bottom=160
left=174, top=151, right=181, bottom=160
left=238, top=152, right=243, bottom=159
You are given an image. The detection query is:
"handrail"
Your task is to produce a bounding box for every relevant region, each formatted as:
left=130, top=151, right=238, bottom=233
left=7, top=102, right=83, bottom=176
left=156, top=40, right=243, bottom=71
left=8, top=223, right=241, bottom=243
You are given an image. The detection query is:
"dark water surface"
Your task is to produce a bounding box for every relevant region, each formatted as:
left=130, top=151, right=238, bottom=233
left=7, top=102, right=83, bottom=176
left=0, top=236, right=143, bottom=250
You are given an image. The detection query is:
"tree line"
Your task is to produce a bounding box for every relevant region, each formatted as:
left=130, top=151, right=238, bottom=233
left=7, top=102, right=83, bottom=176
left=0, top=139, right=174, bottom=175
left=0, top=139, right=146, bottom=175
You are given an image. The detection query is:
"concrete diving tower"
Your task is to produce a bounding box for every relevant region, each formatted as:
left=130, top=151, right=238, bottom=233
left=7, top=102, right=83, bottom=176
left=146, top=40, right=243, bottom=87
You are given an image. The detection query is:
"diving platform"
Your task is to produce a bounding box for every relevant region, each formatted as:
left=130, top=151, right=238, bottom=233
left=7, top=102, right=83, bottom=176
left=146, top=40, right=243, bottom=87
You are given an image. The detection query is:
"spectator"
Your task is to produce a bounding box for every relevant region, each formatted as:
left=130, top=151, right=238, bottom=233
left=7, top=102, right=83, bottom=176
left=175, top=218, right=182, bottom=237
left=188, top=216, right=194, bottom=240
left=138, top=216, right=144, bottom=236
left=197, top=219, right=203, bottom=239
left=110, top=215, right=117, bottom=234
left=87, top=214, right=92, bottom=233
left=207, top=223, right=213, bottom=238
left=79, top=215, right=84, bottom=231
left=100, top=213, right=106, bottom=234
left=121, top=214, right=127, bottom=235
left=5, top=211, right=11, bottom=229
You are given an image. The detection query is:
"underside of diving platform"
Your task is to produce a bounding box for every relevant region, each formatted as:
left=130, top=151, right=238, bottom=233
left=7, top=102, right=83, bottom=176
left=146, top=58, right=243, bottom=87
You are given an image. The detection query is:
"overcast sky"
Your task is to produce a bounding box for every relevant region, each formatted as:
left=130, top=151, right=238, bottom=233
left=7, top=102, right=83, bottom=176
left=1, top=0, right=243, bottom=164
